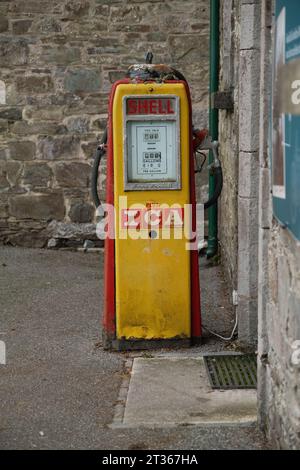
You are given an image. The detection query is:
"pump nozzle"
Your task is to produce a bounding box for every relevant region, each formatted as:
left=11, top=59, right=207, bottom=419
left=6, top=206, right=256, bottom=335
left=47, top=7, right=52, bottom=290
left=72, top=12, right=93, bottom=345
left=145, top=51, right=153, bottom=64
left=193, top=131, right=223, bottom=210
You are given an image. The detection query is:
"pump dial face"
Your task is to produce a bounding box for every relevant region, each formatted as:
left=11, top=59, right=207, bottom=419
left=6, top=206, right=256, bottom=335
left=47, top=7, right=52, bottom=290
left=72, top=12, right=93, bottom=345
left=127, top=121, right=177, bottom=182
left=123, top=95, right=181, bottom=191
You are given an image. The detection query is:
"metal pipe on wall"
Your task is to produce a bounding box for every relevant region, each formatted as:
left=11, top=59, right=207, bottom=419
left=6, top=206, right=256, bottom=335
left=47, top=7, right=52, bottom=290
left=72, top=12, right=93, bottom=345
left=207, top=0, right=220, bottom=258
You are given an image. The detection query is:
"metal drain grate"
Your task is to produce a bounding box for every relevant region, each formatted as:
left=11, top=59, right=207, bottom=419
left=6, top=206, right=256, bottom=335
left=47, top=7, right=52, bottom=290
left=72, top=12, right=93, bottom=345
left=204, top=354, right=257, bottom=389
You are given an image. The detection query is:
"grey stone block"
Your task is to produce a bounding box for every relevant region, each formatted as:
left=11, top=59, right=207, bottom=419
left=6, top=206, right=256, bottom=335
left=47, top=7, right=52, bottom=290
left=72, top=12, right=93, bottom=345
left=22, top=105, right=64, bottom=121
left=22, top=162, right=53, bottom=188
left=5, top=160, right=22, bottom=187
left=11, top=121, right=64, bottom=136
left=64, top=0, right=90, bottom=17
left=47, top=220, right=97, bottom=240
left=33, top=17, right=61, bottom=33
left=63, top=116, right=90, bottom=134
left=53, top=162, right=91, bottom=188
left=0, top=107, right=22, bottom=121
left=9, top=141, right=36, bottom=161
left=39, top=47, right=81, bottom=65
left=0, top=38, right=29, bottom=66
left=69, top=200, right=94, bottom=223
left=0, top=119, right=8, bottom=133
left=37, top=136, right=81, bottom=160
left=237, top=297, right=258, bottom=347
left=240, top=3, right=261, bottom=50
left=9, top=192, right=65, bottom=220
left=9, top=0, right=63, bottom=14
left=168, top=34, right=209, bottom=63
left=0, top=17, right=8, bottom=33
left=64, top=69, right=101, bottom=94
left=239, top=49, right=261, bottom=152
left=238, top=151, right=259, bottom=199
left=259, top=167, right=272, bottom=229
left=11, top=19, right=32, bottom=35
left=16, top=75, right=54, bottom=94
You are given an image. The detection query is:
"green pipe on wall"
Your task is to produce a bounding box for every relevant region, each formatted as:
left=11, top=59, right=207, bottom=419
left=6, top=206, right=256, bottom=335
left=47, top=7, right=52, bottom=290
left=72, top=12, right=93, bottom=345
left=207, top=0, right=220, bottom=258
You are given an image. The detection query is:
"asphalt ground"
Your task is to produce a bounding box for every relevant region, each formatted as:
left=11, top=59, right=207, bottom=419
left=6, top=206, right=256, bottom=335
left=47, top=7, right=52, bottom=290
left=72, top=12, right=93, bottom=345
left=0, top=247, right=271, bottom=449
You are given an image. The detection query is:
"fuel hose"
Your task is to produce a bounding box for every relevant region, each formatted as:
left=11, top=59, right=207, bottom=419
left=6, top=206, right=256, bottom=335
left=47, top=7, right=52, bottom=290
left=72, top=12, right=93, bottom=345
left=203, top=165, right=223, bottom=210
left=91, top=128, right=107, bottom=209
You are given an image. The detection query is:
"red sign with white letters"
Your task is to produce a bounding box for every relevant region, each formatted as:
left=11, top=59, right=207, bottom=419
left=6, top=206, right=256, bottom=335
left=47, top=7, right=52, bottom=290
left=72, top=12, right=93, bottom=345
left=121, top=207, right=184, bottom=230
left=126, top=98, right=175, bottom=115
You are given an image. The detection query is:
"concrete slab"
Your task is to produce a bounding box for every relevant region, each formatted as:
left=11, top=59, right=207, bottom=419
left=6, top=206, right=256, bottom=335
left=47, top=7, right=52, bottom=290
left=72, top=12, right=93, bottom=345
left=123, top=357, right=257, bottom=427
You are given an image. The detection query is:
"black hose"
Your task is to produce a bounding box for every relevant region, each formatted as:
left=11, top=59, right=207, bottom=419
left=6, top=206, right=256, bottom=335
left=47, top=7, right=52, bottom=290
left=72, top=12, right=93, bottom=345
left=170, top=68, right=188, bottom=82
left=91, top=128, right=107, bottom=209
left=171, top=70, right=224, bottom=210
left=204, top=166, right=223, bottom=210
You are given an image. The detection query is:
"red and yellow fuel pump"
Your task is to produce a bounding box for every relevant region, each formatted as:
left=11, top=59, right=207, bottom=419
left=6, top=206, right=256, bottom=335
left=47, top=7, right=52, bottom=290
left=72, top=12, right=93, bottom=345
left=92, top=59, right=223, bottom=350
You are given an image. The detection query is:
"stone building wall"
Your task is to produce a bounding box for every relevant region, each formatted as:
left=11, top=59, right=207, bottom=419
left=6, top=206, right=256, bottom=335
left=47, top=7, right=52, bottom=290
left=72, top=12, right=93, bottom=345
left=258, top=224, right=300, bottom=449
left=0, top=0, right=210, bottom=247
left=218, top=0, right=300, bottom=446
left=257, top=0, right=300, bottom=449
left=218, top=0, right=300, bottom=447
left=218, top=0, right=240, bottom=290
left=218, top=0, right=260, bottom=347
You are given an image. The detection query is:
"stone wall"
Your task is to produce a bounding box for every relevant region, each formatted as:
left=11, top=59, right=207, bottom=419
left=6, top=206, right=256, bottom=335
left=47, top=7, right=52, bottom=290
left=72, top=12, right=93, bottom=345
left=259, top=224, right=300, bottom=449
left=218, top=0, right=300, bottom=447
left=218, top=0, right=260, bottom=347
left=0, top=0, right=210, bottom=247
left=257, top=0, right=300, bottom=449
left=236, top=0, right=261, bottom=347
left=218, top=0, right=239, bottom=290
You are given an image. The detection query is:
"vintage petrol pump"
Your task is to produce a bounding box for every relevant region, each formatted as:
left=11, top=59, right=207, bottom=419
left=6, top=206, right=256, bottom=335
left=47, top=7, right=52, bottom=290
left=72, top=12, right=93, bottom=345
left=92, top=59, right=223, bottom=350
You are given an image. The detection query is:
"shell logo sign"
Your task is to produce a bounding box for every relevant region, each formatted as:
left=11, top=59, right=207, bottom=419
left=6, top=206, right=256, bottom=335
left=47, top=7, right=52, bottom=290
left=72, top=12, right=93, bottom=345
left=126, top=98, right=175, bottom=115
